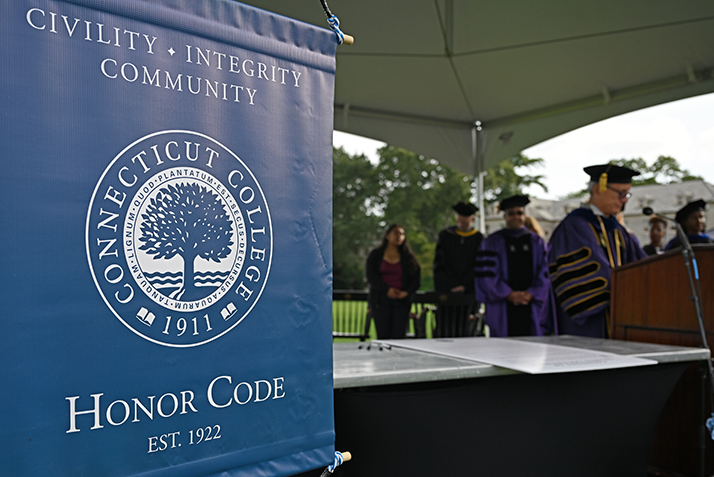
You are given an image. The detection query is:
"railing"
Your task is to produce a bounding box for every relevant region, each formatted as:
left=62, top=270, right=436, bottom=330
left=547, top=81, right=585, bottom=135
left=332, top=290, right=482, bottom=341
left=332, top=290, right=371, bottom=340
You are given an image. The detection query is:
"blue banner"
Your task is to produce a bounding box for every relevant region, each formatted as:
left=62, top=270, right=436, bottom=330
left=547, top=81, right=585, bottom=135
left=0, top=1, right=336, bottom=475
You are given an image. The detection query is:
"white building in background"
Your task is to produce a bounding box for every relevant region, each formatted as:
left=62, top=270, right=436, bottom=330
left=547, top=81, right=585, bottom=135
left=483, top=181, right=714, bottom=247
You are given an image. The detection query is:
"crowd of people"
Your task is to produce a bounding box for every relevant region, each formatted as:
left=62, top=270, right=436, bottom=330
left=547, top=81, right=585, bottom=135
left=366, top=163, right=714, bottom=340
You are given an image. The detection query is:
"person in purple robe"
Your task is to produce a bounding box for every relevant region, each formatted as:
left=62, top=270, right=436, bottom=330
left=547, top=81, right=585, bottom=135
left=548, top=164, right=647, bottom=338
left=664, top=199, right=714, bottom=250
left=474, top=195, right=554, bottom=337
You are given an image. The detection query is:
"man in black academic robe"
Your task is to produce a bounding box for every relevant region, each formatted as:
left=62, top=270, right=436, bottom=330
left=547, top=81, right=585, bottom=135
left=433, top=202, right=484, bottom=337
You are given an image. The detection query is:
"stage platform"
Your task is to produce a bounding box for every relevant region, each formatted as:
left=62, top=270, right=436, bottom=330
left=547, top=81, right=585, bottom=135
left=324, top=336, right=709, bottom=477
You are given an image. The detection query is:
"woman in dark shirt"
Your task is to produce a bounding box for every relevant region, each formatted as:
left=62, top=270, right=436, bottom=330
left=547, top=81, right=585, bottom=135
left=366, top=224, right=421, bottom=339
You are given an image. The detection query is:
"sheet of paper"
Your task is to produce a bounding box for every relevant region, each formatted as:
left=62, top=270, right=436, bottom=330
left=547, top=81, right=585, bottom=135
left=374, top=338, right=657, bottom=374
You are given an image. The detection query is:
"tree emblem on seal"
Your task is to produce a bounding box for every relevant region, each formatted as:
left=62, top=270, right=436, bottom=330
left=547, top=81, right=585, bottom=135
left=139, top=183, right=233, bottom=301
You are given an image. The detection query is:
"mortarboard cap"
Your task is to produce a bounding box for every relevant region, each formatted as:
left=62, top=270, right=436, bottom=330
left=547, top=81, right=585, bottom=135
left=583, top=163, right=640, bottom=189
left=675, top=199, right=706, bottom=224
left=498, top=194, right=530, bottom=211
left=452, top=201, right=478, bottom=216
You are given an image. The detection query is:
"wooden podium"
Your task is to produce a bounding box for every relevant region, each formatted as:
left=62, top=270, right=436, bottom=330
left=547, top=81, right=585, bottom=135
left=611, top=245, right=714, bottom=346
left=611, top=245, right=714, bottom=477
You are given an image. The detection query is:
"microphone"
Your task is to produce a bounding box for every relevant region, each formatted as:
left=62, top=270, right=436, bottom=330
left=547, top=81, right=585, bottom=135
left=642, top=207, right=673, bottom=222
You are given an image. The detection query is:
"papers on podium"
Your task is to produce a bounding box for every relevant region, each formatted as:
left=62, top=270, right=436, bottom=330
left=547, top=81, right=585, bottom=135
left=374, top=337, right=657, bottom=374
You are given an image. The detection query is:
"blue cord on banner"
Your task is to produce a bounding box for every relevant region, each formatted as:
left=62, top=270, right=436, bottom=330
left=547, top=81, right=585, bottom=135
left=328, top=451, right=345, bottom=472
left=706, top=413, right=714, bottom=440
left=327, top=15, right=346, bottom=45
left=319, top=450, right=351, bottom=476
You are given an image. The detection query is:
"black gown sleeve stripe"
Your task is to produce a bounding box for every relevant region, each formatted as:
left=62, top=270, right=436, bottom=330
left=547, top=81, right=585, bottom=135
left=474, top=271, right=496, bottom=277
left=551, top=262, right=600, bottom=290
left=557, top=277, right=608, bottom=303
left=474, top=259, right=496, bottom=268
left=474, top=246, right=498, bottom=278
left=548, top=247, right=591, bottom=275
left=564, top=290, right=611, bottom=317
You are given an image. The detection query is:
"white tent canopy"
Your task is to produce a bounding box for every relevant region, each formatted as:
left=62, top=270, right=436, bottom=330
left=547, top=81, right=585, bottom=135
left=243, top=1, right=714, bottom=176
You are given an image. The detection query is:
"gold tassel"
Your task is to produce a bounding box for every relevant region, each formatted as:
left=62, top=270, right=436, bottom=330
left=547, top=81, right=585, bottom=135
left=599, top=162, right=613, bottom=192
left=598, top=172, right=608, bottom=192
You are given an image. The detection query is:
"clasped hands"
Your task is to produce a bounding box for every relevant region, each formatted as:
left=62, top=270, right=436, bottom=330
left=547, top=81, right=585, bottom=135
left=387, top=287, right=409, bottom=299
left=507, top=290, right=533, bottom=306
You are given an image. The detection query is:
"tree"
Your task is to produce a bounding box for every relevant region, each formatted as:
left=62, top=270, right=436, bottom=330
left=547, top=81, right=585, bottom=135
left=482, top=153, right=548, bottom=204
left=139, top=182, right=233, bottom=300
left=372, top=146, right=474, bottom=290
left=614, top=156, right=703, bottom=185
left=374, top=146, right=473, bottom=239
left=332, top=147, right=381, bottom=290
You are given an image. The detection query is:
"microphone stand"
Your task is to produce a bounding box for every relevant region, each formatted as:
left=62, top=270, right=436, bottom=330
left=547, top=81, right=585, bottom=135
left=645, top=208, right=714, bottom=447
left=669, top=218, right=714, bottom=451
left=674, top=221, right=714, bottom=393
left=670, top=220, right=714, bottom=392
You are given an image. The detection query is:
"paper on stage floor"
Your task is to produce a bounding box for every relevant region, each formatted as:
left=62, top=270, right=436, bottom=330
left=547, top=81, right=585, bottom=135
left=373, top=338, right=657, bottom=374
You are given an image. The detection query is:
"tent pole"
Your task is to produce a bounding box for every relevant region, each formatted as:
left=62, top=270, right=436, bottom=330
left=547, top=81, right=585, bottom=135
left=473, top=126, right=486, bottom=233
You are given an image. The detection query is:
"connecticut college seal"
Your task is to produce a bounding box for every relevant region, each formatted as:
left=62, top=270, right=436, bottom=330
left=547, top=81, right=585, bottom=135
left=86, top=131, right=272, bottom=347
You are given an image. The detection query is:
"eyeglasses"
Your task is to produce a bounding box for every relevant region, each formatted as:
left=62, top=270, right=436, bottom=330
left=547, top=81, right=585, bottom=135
left=607, top=185, right=632, bottom=200
left=506, top=210, right=524, bottom=216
